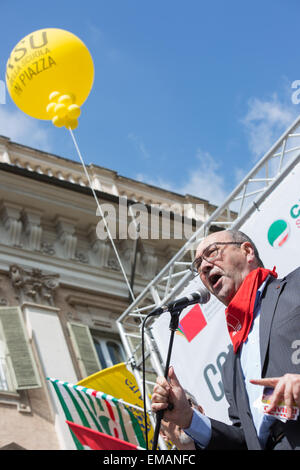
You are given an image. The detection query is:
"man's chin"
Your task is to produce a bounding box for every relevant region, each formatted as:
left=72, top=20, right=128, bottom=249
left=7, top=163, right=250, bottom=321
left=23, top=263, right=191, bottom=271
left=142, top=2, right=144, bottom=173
left=211, top=283, right=224, bottom=300
left=212, top=286, right=232, bottom=306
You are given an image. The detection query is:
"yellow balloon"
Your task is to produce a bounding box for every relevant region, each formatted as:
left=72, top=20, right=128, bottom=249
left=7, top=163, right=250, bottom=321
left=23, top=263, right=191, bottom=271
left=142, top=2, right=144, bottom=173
left=58, top=94, right=73, bottom=107
left=54, top=103, right=67, bottom=118
left=6, top=28, right=94, bottom=121
left=66, top=118, right=79, bottom=130
left=46, top=102, right=56, bottom=116
left=49, top=91, right=61, bottom=103
left=52, top=115, right=66, bottom=128
left=67, top=104, right=81, bottom=119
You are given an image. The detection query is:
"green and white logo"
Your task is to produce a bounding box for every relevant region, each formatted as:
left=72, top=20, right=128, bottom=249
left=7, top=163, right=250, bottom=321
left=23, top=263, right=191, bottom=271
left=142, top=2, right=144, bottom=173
left=267, top=219, right=290, bottom=248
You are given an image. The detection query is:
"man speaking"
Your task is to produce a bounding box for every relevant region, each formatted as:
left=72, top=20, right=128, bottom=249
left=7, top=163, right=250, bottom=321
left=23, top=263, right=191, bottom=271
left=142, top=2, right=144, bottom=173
left=151, top=229, right=300, bottom=450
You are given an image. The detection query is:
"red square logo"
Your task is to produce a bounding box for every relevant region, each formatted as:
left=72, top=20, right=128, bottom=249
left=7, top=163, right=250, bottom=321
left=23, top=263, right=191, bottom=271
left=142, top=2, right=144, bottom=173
left=178, top=304, right=207, bottom=342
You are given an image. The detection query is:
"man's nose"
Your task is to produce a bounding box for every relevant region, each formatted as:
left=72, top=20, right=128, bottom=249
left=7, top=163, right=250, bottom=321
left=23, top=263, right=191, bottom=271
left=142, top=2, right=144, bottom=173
left=199, top=258, right=214, bottom=275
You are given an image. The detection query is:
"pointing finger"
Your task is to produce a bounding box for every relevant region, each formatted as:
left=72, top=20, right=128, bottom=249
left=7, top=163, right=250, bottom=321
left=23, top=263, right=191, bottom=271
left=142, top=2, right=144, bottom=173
left=250, top=377, right=280, bottom=388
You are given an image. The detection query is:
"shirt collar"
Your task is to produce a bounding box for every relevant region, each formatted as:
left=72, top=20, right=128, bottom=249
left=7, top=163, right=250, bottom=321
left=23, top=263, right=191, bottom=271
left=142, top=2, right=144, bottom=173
left=254, top=276, right=269, bottom=313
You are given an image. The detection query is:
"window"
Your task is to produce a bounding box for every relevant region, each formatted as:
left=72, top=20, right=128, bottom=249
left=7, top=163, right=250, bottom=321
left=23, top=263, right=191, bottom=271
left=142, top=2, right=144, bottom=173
left=92, top=335, right=126, bottom=369
left=0, top=336, right=11, bottom=391
left=68, top=322, right=101, bottom=378
left=0, top=307, right=41, bottom=391
left=68, top=322, right=126, bottom=378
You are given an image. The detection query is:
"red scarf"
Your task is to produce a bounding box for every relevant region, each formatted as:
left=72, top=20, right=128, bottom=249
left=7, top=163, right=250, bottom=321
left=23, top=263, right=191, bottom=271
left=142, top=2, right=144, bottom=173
left=225, top=267, right=277, bottom=353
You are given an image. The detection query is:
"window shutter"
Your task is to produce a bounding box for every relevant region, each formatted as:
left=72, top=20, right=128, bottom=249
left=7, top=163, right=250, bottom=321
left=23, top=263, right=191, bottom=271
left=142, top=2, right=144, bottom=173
left=0, top=307, right=41, bottom=390
left=68, top=322, right=101, bottom=377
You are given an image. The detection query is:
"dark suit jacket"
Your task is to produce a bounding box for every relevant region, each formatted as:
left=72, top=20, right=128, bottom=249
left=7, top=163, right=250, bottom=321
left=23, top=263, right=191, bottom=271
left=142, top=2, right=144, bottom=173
left=206, top=266, right=300, bottom=450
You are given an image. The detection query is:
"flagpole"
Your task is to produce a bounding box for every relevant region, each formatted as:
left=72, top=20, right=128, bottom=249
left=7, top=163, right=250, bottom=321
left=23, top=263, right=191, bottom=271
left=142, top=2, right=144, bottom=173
left=152, top=307, right=182, bottom=451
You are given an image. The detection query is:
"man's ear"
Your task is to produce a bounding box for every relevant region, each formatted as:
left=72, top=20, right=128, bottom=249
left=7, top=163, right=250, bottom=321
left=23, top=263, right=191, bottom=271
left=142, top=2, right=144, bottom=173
left=241, top=241, right=255, bottom=262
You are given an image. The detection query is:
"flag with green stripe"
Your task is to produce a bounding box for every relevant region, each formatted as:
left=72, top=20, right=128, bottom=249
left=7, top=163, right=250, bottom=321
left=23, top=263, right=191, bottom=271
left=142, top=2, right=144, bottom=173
left=47, top=378, right=146, bottom=450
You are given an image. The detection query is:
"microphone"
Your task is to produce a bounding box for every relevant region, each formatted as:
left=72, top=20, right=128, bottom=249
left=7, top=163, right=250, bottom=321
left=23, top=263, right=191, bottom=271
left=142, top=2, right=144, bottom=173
left=149, top=285, right=211, bottom=449
left=167, top=287, right=210, bottom=311
left=149, top=286, right=210, bottom=317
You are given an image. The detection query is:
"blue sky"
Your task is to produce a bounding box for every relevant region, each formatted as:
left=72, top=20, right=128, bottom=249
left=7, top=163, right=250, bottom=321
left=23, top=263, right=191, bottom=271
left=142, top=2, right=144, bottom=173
left=0, top=0, right=300, bottom=205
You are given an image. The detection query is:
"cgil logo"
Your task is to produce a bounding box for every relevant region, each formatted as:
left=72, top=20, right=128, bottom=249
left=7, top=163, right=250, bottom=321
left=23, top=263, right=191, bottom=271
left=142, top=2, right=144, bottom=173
left=267, top=198, right=300, bottom=249
left=267, top=219, right=290, bottom=248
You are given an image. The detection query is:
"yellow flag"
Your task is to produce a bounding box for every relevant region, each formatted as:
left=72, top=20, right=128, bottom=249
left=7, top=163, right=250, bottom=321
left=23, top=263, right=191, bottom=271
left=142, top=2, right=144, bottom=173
left=77, top=362, right=143, bottom=408
left=77, top=363, right=158, bottom=447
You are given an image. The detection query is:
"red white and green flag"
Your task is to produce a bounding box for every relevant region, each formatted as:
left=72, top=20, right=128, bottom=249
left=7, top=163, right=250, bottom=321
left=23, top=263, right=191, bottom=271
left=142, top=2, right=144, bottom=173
left=47, top=378, right=147, bottom=450
left=66, top=421, right=145, bottom=450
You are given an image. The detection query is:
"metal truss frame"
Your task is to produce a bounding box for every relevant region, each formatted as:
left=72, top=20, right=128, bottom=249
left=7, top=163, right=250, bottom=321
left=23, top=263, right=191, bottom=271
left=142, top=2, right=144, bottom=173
left=116, top=114, right=300, bottom=436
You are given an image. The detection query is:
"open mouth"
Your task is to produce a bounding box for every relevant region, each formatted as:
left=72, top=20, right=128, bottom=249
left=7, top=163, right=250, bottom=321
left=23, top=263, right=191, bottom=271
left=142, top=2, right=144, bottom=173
left=209, top=274, right=222, bottom=289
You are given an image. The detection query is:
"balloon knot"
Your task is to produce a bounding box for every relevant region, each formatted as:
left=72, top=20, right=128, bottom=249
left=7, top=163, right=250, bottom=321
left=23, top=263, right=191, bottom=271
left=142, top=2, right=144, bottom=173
left=46, top=91, right=81, bottom=129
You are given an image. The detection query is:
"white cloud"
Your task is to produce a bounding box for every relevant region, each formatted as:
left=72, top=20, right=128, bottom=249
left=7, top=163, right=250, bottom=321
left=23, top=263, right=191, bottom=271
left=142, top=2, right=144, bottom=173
left=128, top=133, right=150, bottom=160
left=85, top=22, right=104, bottom=44
left=177, top=149, right=229, bottom=205
left=136, top=91, right=300, bottom=210
left=241, top=93, right=298, bottom=159
left=136, top=149, right=230, bottom=206
left=136, top=172, right=173, bottom=191
left=0, top=107, right=51, bottom=151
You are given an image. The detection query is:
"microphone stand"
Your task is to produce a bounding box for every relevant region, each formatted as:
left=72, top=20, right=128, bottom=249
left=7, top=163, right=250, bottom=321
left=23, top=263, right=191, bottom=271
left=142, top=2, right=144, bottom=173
left=152, top=306, right=183, bottom=451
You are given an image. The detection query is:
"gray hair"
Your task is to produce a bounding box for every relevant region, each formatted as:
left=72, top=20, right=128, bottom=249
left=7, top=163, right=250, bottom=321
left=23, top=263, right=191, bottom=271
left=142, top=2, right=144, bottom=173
left=226, top=229, right=264, bottom=268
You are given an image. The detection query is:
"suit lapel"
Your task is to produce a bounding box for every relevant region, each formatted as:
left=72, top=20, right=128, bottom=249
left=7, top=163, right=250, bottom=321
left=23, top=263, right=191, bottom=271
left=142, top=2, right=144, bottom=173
left=234, top=351, right=262, bottom=450
left=259, top=276, right=286, bottom=376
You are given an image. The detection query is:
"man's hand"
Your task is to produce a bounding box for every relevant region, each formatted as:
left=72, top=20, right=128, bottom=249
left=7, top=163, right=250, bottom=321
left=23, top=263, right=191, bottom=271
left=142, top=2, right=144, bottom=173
left=151, top=366, right=194, bottom=429
left=250, top=373, right=300, bottom=420
left=160, top=420, right=196, bottom=450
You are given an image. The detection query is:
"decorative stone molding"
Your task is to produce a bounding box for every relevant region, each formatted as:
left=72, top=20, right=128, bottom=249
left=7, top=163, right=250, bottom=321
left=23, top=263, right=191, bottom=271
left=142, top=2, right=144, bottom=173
left=40, top=242, right=56, bottom=256
left=0, top=202, right=23, bottom=247
left=74, top=251, right=88, bottom=264
left=0, top=147, right=11, bottom=164
left=55, top=216, right=77, bottom=259
left=0, top=389, right=31, bottom=414
left=107, top=257, right=121, bottom=272
left=105, top=240, right=136, bottom=274
left=137, top=247, right=158, bottom=280
left=117, top=240, right=134, bottom=274
left=88, top=227, right=110, bottom=268
left=21, top=208, right=43, bottom=252
left=9, top=264, right=59, bottom=306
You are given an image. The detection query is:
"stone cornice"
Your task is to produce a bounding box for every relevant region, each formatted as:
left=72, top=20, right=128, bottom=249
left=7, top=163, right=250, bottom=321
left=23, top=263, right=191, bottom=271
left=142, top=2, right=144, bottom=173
left=0, top=135, right=226, bottom=221
left=0, top=243, right=150, bottom=299
left=0, top=162, right=212, bottom=227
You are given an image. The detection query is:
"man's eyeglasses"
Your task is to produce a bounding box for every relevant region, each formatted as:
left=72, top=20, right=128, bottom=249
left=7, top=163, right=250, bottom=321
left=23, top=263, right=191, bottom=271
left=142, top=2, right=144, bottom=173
left=190, top=242, right=242, bottom=276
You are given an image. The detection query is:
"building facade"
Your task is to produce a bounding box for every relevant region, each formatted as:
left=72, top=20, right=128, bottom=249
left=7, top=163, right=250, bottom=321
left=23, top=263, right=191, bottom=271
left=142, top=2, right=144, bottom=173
left=0, top=135, right=225, bottom=449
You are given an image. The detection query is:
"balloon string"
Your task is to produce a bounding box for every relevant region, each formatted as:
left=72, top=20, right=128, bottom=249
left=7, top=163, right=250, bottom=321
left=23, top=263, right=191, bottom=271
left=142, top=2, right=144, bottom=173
left=68, top=128, right=136, bottom=302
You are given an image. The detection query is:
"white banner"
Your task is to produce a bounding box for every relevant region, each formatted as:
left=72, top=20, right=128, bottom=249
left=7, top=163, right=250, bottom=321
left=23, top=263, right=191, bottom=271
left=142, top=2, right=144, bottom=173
left=152, top=161, right=300, bottom=423
left=239, top=163, right=300, bottom=278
